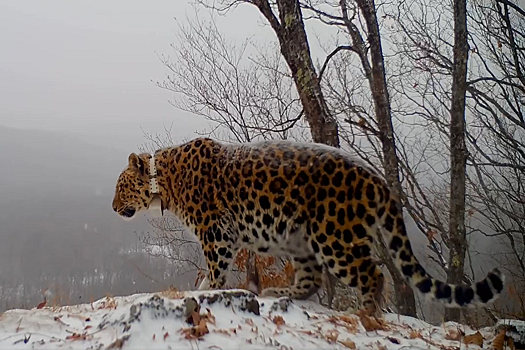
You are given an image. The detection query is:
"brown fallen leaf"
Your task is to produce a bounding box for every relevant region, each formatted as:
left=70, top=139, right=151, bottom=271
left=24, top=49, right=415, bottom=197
left=325, top=329, right=339, bottom=343
left=357, top=310, right=388, bottom=332
left=190, top=310, right=201, bottom=326
left=339, top=339, right=356, bottom=349
left=163, top=332, right=169, bottom=341
left=409, top=330, right=421, bottom=339
left=463, top=331, right=484, bottom=347
left=204, top=308, right=216, bottom=325
left=181, top=319, right=210, bottom=340
left=272, top=315, right=285, bottom=326
left=444, top=328, right=463, bottom=341
left=492, top=329, right=506, bottom=350
left=36, top=300, right=47, bottom=309
left=327, top=315, right=359, bottom=333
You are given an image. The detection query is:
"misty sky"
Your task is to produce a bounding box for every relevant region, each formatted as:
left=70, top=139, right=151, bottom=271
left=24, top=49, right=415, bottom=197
left=0, top=1, right=282, bottom=151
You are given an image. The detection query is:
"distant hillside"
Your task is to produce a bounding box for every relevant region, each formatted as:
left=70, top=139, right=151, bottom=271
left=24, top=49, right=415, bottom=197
left=0, top=126, right=181, bottom=311
left=0, top=125, right=129, bottom=193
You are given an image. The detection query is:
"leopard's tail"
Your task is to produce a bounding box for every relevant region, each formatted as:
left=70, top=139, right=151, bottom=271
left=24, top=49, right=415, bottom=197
left=380, top=203, right=505, bottom=308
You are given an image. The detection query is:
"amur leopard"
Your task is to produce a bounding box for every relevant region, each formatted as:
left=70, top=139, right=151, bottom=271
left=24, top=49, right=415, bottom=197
left=112, top=137, right=504, bottom=315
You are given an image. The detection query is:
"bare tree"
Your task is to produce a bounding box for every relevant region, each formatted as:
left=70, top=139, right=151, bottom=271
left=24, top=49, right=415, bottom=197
left=387, top=0, right=523, bottom=323
left=156, top=13, right=306, bottom=143
left=465, top=0, right=524, bottom=320
left=445, top=0, right=470, bottom=323
left=200, top=0, right=340, bottom=147
left=140, top=216, right=205, bottom=276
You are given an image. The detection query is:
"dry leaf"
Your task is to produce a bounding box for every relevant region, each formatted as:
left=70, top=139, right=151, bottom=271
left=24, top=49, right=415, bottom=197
left=181, top=319, right=210, bottom=340
left=493, top=330, right=506, bottom=350
left=190, top=311, right=201, bottom=326
left=357, top=311, right=388, bottom=332
left=445, top=328, right=462, bottom=341
left=245, top=318, right=254, bottom=326
left=492, top=329, right=515, bottom=350
left=463, top=331, right=484, bottom=347
left=195, top=319, right=210, bottom=337
left=327, top=315, right=359, bottom=333
left=409, top=330, right=421, bottom=339
left=152, top=334, right=156, bottom=341
left=339, top=339, right=356, bottom=349
left=272, top=315, right=285, bottom=326
left=163, top=332, right=169, bottom=341
left=325, top=330, right=339, bottom=343
left=205, top=309, right=216, bottom=325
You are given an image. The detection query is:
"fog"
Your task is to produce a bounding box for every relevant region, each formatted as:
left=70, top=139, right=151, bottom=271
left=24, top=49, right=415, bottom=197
left=0, top=1, right=274, bottom=150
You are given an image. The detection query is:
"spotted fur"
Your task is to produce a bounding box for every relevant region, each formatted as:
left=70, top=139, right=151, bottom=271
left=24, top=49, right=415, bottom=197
left=112, top=138, right=504, bottom=315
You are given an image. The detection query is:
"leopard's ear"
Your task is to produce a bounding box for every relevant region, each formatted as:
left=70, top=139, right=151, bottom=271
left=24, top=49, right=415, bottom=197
left=128, top=153, right=145, bottom=176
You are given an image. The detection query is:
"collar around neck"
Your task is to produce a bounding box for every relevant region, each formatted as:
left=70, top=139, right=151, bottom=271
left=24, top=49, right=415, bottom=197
left=149, top=155, right=160, bottom=194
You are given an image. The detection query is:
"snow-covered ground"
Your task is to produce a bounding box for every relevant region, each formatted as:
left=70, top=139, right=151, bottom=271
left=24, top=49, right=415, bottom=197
left=0, top=289, right=517, bottom=349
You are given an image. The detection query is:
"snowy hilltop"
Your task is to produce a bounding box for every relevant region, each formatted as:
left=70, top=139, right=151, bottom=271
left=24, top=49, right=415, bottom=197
left=0, top=289, right=521, bottom=349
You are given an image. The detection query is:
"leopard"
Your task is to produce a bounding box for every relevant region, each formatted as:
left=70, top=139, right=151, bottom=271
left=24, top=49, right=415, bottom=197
left=112, top=137, right=504, bottom=315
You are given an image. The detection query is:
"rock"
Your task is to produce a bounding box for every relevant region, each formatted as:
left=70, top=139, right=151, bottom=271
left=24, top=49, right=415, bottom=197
left=270, top=297, right=293, bottom=312
left=198, top=290, right=260, bottom=316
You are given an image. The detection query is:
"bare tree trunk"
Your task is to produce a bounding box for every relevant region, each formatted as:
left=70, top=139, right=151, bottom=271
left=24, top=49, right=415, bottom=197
left=445, top=0, right=469, bottom=323
left=252, top=0, right=339, bottom=147
left=353, top=0, right=417, bottom=317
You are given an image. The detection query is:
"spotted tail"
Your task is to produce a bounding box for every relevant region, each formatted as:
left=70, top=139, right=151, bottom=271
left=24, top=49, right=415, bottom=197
left=381, top=207, right=505, bottom=308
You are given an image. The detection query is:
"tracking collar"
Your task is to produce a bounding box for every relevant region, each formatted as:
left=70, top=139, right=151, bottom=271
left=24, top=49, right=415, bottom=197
left=149, top=155, right=160, bottom=194
left=148, top=154, right=163, bottom=218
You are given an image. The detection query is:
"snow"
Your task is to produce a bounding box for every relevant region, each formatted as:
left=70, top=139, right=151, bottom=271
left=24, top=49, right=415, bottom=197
left=0, top=289, right=505, bottom=349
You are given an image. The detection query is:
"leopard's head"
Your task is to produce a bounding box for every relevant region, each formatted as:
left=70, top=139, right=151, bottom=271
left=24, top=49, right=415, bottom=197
left=112, top=153, right=154, bottom=220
